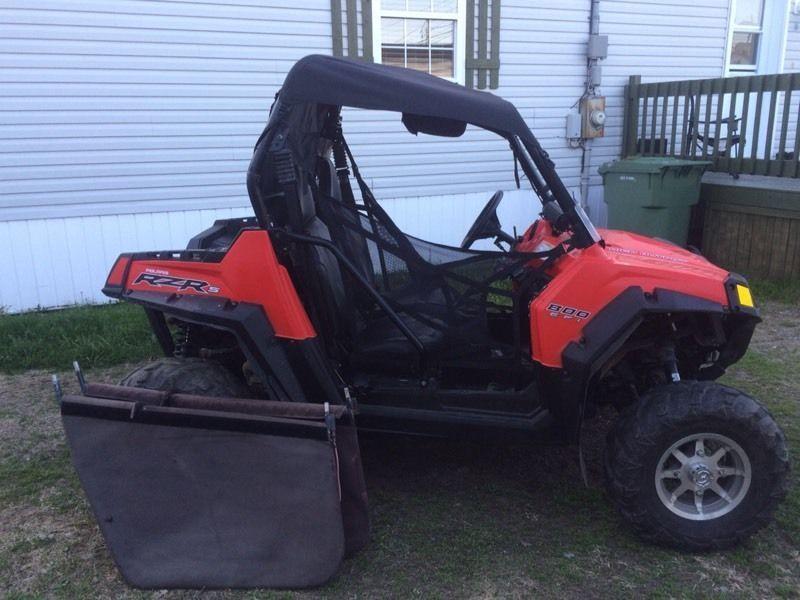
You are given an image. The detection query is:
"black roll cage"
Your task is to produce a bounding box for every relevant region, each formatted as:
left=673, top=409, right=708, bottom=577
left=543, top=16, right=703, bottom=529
left=252, top=94, right=599, bottom=250
left=509, top=136, right=598, bottom=248
left=245, top=94, right=596, bottom=369
left=269, top=225, right=565, bottom=374
left=269, top=228, right=427, bottom=359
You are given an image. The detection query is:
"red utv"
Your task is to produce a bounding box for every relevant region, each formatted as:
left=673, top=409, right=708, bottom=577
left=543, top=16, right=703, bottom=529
left=59, top=55, right=789, bottom=589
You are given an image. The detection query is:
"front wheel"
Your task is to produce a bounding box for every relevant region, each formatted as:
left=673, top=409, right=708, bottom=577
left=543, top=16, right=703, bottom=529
left=604, top=381, right=789, bottom=550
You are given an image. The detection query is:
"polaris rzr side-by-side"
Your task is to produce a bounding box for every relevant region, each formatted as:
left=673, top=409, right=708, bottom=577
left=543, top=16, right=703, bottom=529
left=57, top=55, right=789, bottom=589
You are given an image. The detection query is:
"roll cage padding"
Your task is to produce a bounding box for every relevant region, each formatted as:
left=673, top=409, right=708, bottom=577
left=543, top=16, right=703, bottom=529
left=554, top=285, right=759, bottom=440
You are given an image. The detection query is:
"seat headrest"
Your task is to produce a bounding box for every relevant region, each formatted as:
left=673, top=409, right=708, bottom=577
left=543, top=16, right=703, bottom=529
left=317, top=156, right=343, bottom=201
left=299, top=184, right=316, bottom=225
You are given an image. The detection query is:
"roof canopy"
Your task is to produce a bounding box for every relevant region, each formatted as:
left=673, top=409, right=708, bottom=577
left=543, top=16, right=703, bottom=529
left=251, top=55, right=598, bottom=248
left=279, top=55, right=534, bottom=143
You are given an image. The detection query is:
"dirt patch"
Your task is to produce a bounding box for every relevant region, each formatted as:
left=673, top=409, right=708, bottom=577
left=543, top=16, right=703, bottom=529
left=0, top=364, right=135, bottom=463
left=750, top=300, right=800, bottom=356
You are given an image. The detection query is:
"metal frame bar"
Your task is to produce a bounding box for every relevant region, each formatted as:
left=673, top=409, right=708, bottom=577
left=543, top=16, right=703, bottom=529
left=269, top=228, right=427, bottom=359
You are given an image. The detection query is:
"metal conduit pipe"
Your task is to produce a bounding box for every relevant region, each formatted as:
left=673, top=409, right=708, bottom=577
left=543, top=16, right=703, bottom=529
left=578, top=0, right=602, bottom=214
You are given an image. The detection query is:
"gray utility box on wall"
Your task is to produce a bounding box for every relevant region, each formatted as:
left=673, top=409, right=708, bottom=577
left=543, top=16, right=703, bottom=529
left=587, top=34, right=609, bottom=59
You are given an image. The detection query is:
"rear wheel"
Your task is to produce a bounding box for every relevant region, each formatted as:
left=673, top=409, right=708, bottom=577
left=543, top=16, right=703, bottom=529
left=604, top=381, right=789, bottom=550
left=120, top=357, right=249, bottom=397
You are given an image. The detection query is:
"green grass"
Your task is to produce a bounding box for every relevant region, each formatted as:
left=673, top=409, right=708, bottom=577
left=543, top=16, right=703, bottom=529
left=750, top=278, right=800, bottom=305
left=0, top=300, right=797, bottom=598
left=0, top=453, right=72, bottom=506
left=0, top=302, right=160, bottom=373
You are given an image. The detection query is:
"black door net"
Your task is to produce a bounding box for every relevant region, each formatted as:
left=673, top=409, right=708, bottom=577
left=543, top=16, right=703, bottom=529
left=297, top=136, right=562, bottom=373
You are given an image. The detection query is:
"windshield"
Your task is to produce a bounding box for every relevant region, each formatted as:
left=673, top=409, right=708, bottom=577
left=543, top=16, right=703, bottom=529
left=573, top=202, right=602, bottom=244
left=511, top=136, right=601, bottom=248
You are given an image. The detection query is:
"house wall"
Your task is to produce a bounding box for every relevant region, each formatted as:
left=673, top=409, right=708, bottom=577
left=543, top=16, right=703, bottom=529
left=785, top=8, right=800, bottom=71
left=781, top=8, right=800, bottom=153
left=587, top=0, right=731, bottom=222
left=0, top=0, right=319, bottom=311
left=0, top=0, right=744, bottom=311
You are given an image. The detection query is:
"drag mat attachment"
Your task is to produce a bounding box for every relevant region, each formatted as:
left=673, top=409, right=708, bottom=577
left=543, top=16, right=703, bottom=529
left=59, top=380, right=368, bottom=589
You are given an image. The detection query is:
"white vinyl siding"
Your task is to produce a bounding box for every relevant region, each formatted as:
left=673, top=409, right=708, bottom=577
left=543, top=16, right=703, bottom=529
left=0, top=0, right=734, bottom=218
left=0, top=207, right=249, bottom=311
left=0, top=1, right=332, bottom=223
left=0, top=0, right=600, bottom=225
left=784, top=8, right=800, bottom=71
left=0, top=0, right=764, bottom=311
left=0, top=191, right=533, bottom=311
left=779, top=9, right=800, bottom=156
left=586, top=0, right=731, bottom=220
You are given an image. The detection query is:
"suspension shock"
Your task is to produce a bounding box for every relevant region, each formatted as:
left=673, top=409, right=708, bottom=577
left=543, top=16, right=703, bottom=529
left=172, top=321, right=192, bottom=357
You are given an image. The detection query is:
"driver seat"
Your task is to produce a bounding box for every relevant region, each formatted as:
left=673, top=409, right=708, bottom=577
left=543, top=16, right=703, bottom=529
left=290, top=160, right=441, bottom=369
left=306, top=155, right=504, bottom=372
left=297, top=178, right=361, bottom=353
left=349, top=315, right=445, bottom=371
left=309, top=157, right=448, bottom=369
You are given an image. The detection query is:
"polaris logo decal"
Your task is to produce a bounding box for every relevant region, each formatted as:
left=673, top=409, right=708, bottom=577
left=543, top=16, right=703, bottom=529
left=606, top=246, right=689, bottom=264
left=133, top=272, right=220, bottom=294
left=547, top=303, right=591, bottom=322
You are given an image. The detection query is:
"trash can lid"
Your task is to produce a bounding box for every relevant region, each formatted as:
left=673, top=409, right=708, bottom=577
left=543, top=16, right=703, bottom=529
left=598, top=156, right=712, bottom=175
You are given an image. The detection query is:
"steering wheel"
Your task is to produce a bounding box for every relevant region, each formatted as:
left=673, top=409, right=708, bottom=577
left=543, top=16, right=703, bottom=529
left=460, top=191, right=506, bottom=249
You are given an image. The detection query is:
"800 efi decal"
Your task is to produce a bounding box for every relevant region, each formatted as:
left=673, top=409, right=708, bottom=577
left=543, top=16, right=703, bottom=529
left=134, top=270, right=220, bottom=294
left=547, top=303, right=591, bottom=322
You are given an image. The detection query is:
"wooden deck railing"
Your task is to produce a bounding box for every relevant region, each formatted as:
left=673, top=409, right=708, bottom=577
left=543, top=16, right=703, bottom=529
left=622, top=73, right=800, bottom=178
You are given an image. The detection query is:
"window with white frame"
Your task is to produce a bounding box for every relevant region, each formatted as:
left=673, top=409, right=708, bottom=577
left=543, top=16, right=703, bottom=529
left=372, top=0, right=466, bottom=83
left=728, top=0, right=765, bottom=72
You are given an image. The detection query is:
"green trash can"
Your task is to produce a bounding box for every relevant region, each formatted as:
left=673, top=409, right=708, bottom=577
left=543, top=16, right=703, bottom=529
left=599, top=157, right=711, bottom=246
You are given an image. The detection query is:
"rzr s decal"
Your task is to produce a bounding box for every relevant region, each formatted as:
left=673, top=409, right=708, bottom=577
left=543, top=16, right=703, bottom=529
left=133, top=272, right=220, bottom=294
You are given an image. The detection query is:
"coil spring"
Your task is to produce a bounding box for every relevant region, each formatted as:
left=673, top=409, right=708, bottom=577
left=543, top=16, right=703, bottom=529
left=173, top=322, right=191, bottom=357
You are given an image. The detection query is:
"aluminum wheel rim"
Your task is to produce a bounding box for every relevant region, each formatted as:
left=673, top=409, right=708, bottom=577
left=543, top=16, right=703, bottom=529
left=655, top=432, right=752, bottom=521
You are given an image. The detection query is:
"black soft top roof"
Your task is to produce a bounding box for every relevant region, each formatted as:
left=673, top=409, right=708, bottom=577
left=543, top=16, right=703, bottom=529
left=279, top=54, right=534, bottom=143
left=262, top=55, right=598, bottom=248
